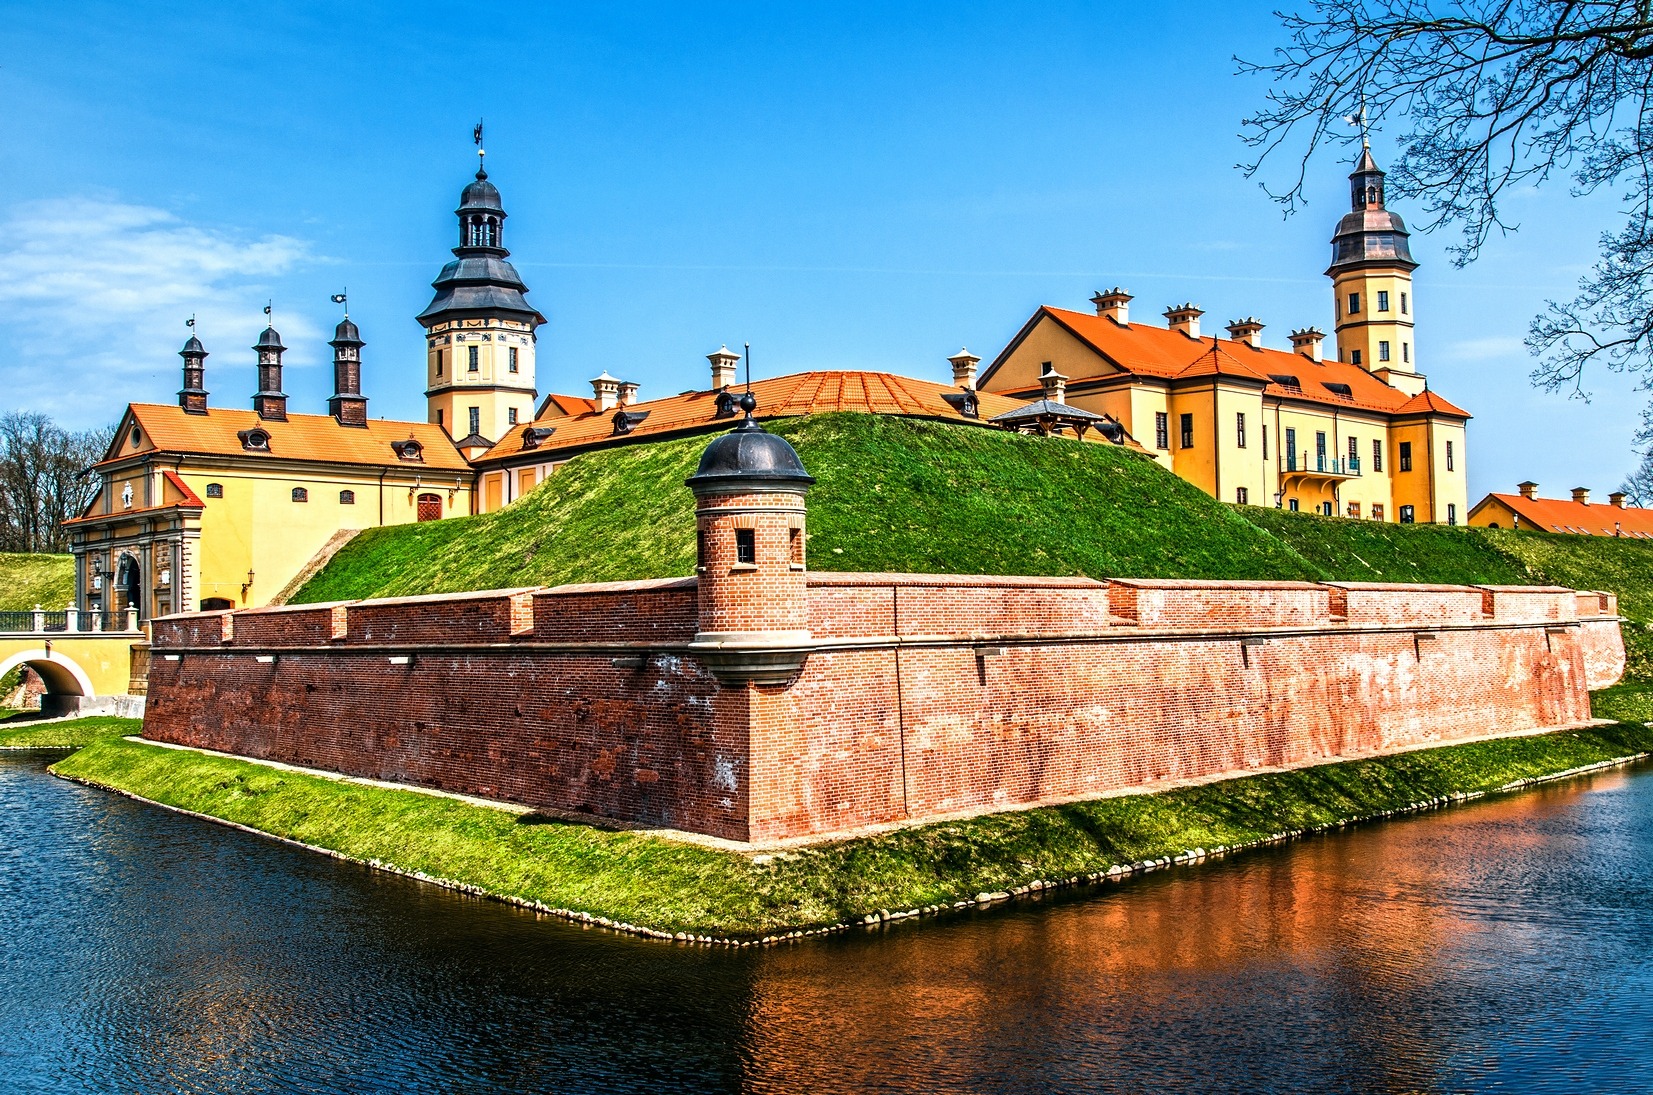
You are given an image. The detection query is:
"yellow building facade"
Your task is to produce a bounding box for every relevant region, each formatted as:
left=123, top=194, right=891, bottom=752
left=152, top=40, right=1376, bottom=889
left=979, top=148, right=1469, bottom=523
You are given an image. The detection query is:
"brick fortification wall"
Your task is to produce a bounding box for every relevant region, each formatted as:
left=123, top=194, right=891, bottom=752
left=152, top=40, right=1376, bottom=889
left=143, top=575, right=1625, bottom=844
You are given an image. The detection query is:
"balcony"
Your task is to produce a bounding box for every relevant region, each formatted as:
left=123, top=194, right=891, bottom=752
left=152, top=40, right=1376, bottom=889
left=1280, top=453, right=1360, bottom=486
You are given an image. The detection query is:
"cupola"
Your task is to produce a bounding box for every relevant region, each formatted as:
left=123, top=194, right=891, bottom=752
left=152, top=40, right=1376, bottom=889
left=252, top=325, right=287, bottom=421
left=178, top=335, right=209, bottom=414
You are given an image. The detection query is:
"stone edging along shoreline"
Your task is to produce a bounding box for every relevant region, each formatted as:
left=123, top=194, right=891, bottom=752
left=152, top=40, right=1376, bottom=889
left=49, top=745, right=1652, bottom=948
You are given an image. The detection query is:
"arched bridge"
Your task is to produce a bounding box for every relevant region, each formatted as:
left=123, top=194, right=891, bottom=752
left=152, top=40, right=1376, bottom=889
left=0, top=608, right=145, bottom=716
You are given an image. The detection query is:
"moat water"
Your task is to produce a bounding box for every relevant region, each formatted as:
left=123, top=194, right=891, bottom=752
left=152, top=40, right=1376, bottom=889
left=2, top=752, right=1652, bottom=1094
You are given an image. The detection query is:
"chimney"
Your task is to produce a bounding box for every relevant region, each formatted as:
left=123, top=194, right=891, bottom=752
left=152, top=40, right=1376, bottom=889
left=707, top=346, right=740, bottom=390
left=1226, top=317, right=1265, bottom=349
left=1039, top=362, right=1067, bottom=404
left=178, top=335, right=209, bottom=414
left=1518, top=480, right=1538, bottom=500
left=1610, top=491, right=1628, bottom=508
left=617, top=380, right=640, bottom=408
left=590, top=371, right=620, bottom=412
left=1571, top=486, right=1591, bottom=505
left=1288, top=327, right=1326, bottom=363
left=252, top=325, right=287, bottom=421
left=1090, top=287, right=1132, bottom=325
left=1164, top=303, right=1203, bottom=339
left=327, top=318, right=368, bottom=427
left=948, top=347, right=981, bottom=390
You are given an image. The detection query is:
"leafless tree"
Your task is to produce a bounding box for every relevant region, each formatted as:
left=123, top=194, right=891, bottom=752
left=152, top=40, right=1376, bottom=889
left=1239, top=2, right=1653, bottom=433
left=1621, top=446, right=1653, bottom=505
left=0, top=413, right=114, bottom=554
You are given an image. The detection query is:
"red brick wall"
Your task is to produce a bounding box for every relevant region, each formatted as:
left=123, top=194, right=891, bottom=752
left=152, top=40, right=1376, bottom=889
left=695, top=490, right=807, bottom=636
left=142, top=575, right=1626, bottom=844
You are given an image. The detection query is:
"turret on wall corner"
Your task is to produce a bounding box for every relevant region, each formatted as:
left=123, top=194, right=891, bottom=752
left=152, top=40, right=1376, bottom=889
left=328, top=317, right=369, bottom=427
left=686, top=393, right=816, bottom=685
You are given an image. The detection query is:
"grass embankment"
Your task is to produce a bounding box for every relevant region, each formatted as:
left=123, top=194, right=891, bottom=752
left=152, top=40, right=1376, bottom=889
left=0, top=715, right=141, bottom=749
left=0, top=552, right=74, bottom=611
left=294, top=414, right=1320, bottom=602
left=51, top=723, right=1653, bottom=939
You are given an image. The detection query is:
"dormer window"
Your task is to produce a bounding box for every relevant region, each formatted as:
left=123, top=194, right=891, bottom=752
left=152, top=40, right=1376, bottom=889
left=520, top=425, right=555, bottom=450
left=238, top=428, right=271, bottom=452
left=941, top=391, right=979, bottom=419
left=391, top=439, right=424, bottom=462
left=612, top=409, right=650, bottom=435
left=714, top=390, right=740, bottom=418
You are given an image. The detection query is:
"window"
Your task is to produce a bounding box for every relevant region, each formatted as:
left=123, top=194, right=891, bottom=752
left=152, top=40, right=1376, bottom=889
left=1348, top=292, right=1361, bottom=314
left=1446, top=440, right=1454, bottom=471
left=1154, top=412, right=1169, bottom=450
left=1285, top=427, right=1297, bottom=470
left=1447, top=503, right=1457, bottom=526
left=1373, top=504, right=1384, bottom=521
left=1400, top=504, right=1415, bottom=524
left=696, top=530, right=707, bottom=571
left=1372, top=439, right=1383, bottom=472
left=201, top=597, right=233, bottom=611
left=1350, top=349, right=1363, bottom=366
left=789, top=527, right=804, bottom=566
left=1377, top=290, right=1389, bottom=312
left=734, top=528, right=756, bottom=565
left=1262, top=425, right=1269, bottom=460
left=468, top=407, right=480, bottom=437
left=339, top=490, right=355, bottom=505
left=291, top=487, right=308, bottom=502
left=1315, top=431, right=1327, bottom=471
left=1180, top=413, right=1194, bottom=449
left=1400, top=292, right=1409, bottom=314
left=1236, top=412, right=1246, bottom=448
left=509, top=347, right=519, bottom=373
left=436, top=409, right=444, bottom=428
left=508, top=408, right=519, bottom=426
left=436, top=349, right=445, bottom=377
left=1399, top=441, right=1413, bottom=472
left=1236, top=487, right=1249, bottom=505
left=1402, top=342, right=1410, bottom=364
left=1348, top=502, right=1361, bottom=518
left=1378, top=341, right=1390, bottom=362
left=1322, top=501, right=1335, bottom=516
left=468, top=345, right=479, bottom=372
left=1348, top=437, right=1359, bottom=469
left=205, top=483, right=223, bottom=499
left=1289, top=498, right=1300, bottom=512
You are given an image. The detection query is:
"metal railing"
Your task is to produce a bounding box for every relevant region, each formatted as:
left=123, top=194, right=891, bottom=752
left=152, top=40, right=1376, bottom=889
left=1281, top=453, right=1361, bottom=476
left=0, top=608, right=140, bottom=634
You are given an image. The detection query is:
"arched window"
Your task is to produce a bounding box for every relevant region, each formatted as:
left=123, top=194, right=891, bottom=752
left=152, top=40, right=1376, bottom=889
left=417, top=493, right=442, bottom=522
left=205, top=483, right=223, bottom=498
left=201, top=597, right=233, bottom=611
left=339, top=490, right=355, bottom=505
left=292, top=487, right=308, bottom=502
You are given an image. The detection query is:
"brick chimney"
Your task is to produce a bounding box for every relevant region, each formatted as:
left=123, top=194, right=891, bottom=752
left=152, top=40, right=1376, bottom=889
left=1288, top=327, right=1325, bottom=363
left=1039, top=363, right=1068, bottom=404
left=1572, top=487, right=1591, bottom=505
left=617, top=381, right=640, bottom=409
left=327, top=318, right=368, bottom=427
left=1518, top=480, right=1539, bottom=499
left=707, top=346, right=740, bottom=390
left=178, top=335, right=208, bottom=415
left=1164, top=303, right=1203, bottom=339
left=590, top=371, right=620, bottom=412
left=1090, top=287, right=1132, bottom=325
left=1226, top=317, right=1264, bottom=348
left=948, top=348, right=980, bottom=390
left=252, top=325, right=287, bottom=421
left=1610, top=491, right=1628, bottom=508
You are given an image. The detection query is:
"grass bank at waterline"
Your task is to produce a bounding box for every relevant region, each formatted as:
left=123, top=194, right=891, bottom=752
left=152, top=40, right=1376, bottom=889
left=51, top=723, right=1653, bottom=941
left=0, top=715, right=141, bottom=750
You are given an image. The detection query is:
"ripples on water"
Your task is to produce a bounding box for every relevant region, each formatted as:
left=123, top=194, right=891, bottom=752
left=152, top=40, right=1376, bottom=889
left=1, top=751, right=1650, bottom=1094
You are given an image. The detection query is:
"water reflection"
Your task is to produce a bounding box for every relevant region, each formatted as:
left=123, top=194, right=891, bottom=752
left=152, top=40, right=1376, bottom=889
left=2, top=751, right=1649, bottom=1093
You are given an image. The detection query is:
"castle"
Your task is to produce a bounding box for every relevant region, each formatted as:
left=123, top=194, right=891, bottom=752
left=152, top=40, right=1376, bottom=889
left=69, top=145, right=1470, bottom=623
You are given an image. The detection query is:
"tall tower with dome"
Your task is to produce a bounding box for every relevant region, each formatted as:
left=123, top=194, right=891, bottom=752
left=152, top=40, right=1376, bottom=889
left=1327, top=144, right=1426, bottom=396
left=418, top=151, right=546, bottom=454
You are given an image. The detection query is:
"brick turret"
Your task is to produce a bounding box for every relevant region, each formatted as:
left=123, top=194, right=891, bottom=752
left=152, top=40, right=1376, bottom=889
left=328, top=317, right=369, bottom=427
left=686, top=393, right=815, bottom=684
left=252, top=325, right=287, bottom=421
left=178, top=335, right=208, bottom=414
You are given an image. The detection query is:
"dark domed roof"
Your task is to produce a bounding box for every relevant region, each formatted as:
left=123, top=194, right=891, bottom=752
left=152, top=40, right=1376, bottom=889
left=179, top=335, right=206, bottom=357
left=687, top=401, right=814, bottom=494
left=330, top=317, right=363, bottom=346
left=458, top=168, right=504, bottom=214
left=253, top=326, right=285, bottom=352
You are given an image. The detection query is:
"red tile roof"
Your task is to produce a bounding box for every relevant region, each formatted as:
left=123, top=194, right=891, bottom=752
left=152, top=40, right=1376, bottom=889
left=477, top=370, right=1052, bottom=465
left=990, top=307, right=1471, bottom=418
left=1472, top=493, right=1653, bottom=537
left=101, top=404, right=471, bottom=471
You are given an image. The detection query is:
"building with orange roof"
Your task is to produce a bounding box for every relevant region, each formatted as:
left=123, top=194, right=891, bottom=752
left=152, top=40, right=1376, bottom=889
left=980, top=147, right=1471, bottom=525
left=1469, top=482, right=1653, bottom=537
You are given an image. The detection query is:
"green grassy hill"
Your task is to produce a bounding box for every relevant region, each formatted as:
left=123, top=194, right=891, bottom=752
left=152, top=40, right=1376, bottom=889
left=0, top=553, right=74, bottom=612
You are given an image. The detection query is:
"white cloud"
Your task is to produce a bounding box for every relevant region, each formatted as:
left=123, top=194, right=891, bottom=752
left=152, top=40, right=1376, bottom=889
left=0, top=197, right=318, bottom=426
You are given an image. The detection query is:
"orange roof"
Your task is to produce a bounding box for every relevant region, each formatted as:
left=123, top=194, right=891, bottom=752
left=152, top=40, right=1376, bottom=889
left=161, top=470, right=203, bottom=506
left=991, top=307, right=1471, bottom=418
left=104, top=404, right=470, bottom=471
left=477, top=370, right=1046, bottom=465
left=537, top=392, right=598, bottom=418
left=1472, top=492, right=1653, bottom=537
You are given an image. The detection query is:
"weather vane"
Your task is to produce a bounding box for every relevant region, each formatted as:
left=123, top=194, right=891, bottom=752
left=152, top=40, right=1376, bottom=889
left=1345, top=100, right=1370, bottom=148
left=185, top=314, right=196, bottom=330
left=330, top=289, right=349, bottom=318
left=473, top=118, right=485, bottom=168
left=263, top=300, right=273, bottom=323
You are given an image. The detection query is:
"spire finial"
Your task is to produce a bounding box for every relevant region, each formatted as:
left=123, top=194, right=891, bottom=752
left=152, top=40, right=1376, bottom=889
left=473, top=118, right=486, bottom=176
left=330, top=289, right=349, bottom=319
left=1345, top=99, right=1370, bottom=149
left=263, top=300, right=273, bottom=326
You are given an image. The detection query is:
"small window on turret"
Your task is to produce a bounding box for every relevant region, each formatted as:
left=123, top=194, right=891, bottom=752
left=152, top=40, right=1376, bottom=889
left=735, top=528, right=756, bottom=565
left=696, top=530, right=707, bottom=572
left=789, top=527, right=804, bottom=567
left=1400, top=292, right=1408, bottom=314
left=1377, top=291, right=1389, bottom=312
left=1351, top=349, right=1362, bottom=366
left=509, top=347, right=519, bottom=373
left=1378, top=341, right=1390, bottom=362
left=468, top=346, right=479, bottom=372
left=1348, top=292, right=1360, bottom=314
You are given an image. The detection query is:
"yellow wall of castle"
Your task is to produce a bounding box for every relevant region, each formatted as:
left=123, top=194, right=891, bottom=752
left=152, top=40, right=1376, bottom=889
left=1333, top=268, right=1416, bottom=373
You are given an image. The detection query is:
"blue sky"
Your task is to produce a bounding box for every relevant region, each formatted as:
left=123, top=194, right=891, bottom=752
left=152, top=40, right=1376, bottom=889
left=0, top=1, right=1636, bottom=501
